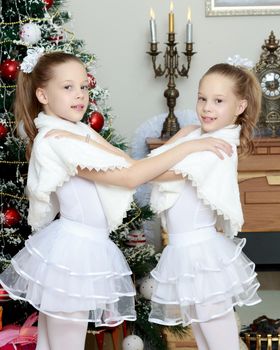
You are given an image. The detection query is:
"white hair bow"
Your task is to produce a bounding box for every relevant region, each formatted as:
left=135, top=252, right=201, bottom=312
left=227, top=54, right=254, bottom=69
left=20, top=47, right=45, bottom=73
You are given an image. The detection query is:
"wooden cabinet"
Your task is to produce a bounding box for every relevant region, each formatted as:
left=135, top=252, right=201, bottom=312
left=238, top=138, right=280, bottom=232
left=146, top=137, right=280, bottom=232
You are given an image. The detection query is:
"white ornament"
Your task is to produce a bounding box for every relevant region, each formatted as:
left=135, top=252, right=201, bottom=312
left=127, top=230, right=146, bottom=247
left=20, top=23, right=41, bottom=45
left=227, top=54, right=254, bottom=69
left=122, top=335, right=144, bottom=350
left=139, top=277, right=154, bottom=300
left=20, top=47, right=44, bottom=74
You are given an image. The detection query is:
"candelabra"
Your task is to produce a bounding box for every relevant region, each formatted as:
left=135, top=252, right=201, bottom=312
left=147, top=33, right=196, bottom=138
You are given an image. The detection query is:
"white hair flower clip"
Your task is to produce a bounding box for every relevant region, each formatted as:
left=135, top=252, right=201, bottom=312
left=20, top=47, right=45, bottom=73
left=227, top=54, right=254, bottom=69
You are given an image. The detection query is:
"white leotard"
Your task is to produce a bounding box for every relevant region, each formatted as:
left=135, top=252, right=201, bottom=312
left=56, top=176, right=108, bottom=228
left=165, top=179, right=216, bottom=235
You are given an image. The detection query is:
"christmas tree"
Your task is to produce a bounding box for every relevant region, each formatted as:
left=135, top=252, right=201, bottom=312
left=0, top=1, right=185, bottom=348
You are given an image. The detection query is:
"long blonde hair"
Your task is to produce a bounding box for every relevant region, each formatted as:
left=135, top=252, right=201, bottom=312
left=14, top=52, right=83, bottom=160
left=201, top=63, right=262, bottom=157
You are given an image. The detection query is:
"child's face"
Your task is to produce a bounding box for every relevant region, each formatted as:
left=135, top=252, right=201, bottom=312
left=36, top=60, right=89, bottom=122
left=196, top=73, right=247, bottom=133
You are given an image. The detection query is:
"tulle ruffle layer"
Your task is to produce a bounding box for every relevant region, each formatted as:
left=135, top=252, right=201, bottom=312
left=0, top=218, right=136, bottom=326
left=149, top=228, right=261, bottom=326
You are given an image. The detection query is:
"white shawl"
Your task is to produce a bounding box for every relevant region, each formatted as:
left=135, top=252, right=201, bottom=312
left=27, top=112, right=135, bottom=232
left=149, top=125, right=243, bottom=238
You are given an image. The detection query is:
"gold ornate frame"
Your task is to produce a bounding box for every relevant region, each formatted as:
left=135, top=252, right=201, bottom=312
left=205, top=0, right=280, bottom=16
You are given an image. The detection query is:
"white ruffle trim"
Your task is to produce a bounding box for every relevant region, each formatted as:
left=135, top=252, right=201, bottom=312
left=29, top=160, right=135, bottom=232
left=176, top=170, right=241, bottom=236
left=0, top=219, right=136, bottom=325
left=148, top=231, right=261, bottom=326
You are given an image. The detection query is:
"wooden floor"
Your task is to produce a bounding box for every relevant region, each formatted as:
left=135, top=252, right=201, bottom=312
left=257, top=270, right=280, bottom=290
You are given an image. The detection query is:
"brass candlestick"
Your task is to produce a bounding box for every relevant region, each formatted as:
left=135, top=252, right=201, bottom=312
left=147, top=33, right=196, bottom=139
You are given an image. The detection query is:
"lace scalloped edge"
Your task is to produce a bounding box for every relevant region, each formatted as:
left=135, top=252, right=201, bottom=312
left=30, top=162, right=135, bottom=232
left=153, top=169, right=242, bottom=238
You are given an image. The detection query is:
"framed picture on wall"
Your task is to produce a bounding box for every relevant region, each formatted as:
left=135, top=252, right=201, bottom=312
left=205, top=0, right=280, bottom=16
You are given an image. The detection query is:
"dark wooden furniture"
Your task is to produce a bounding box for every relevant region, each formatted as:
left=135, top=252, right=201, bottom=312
left=238, top=137, right=280, bottom=232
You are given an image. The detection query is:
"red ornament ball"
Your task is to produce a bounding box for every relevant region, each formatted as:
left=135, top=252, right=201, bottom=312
left=3, top=208, right=21, bottom=227
left=88, top=112, right=104, bottom=132
left=1, top=59, right=20, bottom=81
left=43, top=0, right=54, bottom=9
left=0, top=123, right=8, bottom=139
left=87, top=73, right=96, bottom=89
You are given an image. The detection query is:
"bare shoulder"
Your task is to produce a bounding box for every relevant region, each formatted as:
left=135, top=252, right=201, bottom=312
left=179, top=124, right=200, bottom=136
left=165, top=124, right=200, bottom=144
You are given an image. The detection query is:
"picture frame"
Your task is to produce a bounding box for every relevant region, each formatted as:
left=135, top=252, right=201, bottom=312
left=205, top=0, right=280, bottom=16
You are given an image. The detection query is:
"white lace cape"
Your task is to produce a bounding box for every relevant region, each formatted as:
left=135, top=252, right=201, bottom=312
left=27, top=112, right=135, bottom=232
left=148, top=125, right=244, bottom=239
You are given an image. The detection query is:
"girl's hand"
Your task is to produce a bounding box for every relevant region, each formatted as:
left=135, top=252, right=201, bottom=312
left=45, top=129, right=83, bottom=142
left=189, top=137, right=233, bottom=159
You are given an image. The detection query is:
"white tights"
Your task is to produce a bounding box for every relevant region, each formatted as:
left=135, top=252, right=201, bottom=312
left=191, top=308, right=239, bottom=350
left=36, top=312, right=88, bottom=350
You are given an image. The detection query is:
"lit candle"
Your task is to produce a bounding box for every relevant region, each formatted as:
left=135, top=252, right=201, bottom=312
left=169, top=1, right=174, bottom=33
left=186, top=7, right=193, bottom=43
left=150, top=8, right=157, bottom=43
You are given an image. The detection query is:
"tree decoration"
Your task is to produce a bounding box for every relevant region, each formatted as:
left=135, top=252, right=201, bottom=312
left=139, top=277, right=154, bottom=300
left=0, top=285, right=11, bottom=302
left=19, top=23, right=41, bottom=45
left=122, top=335, right=144, bottom=350
left=3, top=208, right=21, bottom=227
left=0, top=123, right=8, bottom=140
left=126, top=230, right=146, bottom=247
left=48, top=28, right=64, bottom=44
left=43, top=0, right=54, bottom=9
left=88, top=111, right=104, bottom=132
left=0, top=59, right=20, bottom=81
left=87, top=73, right=96, bottom=89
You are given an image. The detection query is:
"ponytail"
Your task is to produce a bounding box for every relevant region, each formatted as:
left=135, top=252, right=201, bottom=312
left=14, top=71, right=41, bottom=160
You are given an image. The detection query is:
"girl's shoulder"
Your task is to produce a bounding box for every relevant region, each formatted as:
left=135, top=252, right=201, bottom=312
left=165, top=124, right=200, bottom=145
left=179, top=124, right=200, bottom=136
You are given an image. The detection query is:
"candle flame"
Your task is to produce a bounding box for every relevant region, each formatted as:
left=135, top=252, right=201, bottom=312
left=187, top=7, right=191, bottom=21
left=150, top=8, right=155, bottom=19
left=170, top=1, right=174, bottom=12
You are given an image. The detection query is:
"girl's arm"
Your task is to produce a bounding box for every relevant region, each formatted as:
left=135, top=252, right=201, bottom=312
left=46, top=130, right=232, bottom=188
left=164, top=125, right=200, bottom=145
left=85, top=128, right=134, bottom=162
left=147, top=125, right=201, bottom=181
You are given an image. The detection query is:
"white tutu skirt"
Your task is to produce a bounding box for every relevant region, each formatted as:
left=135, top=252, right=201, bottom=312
left=0, top=218, right=136, bottom=326
left=149, top=227, right=261, bottom=326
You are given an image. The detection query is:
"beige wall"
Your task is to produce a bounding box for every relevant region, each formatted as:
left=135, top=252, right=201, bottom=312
left=67, top=0, right=279, bottom=141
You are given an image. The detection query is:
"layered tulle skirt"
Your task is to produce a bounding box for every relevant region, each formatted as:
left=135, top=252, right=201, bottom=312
left=0, top=218, right=136, bottom=326
left=149, top=227, right=261, bottom=326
